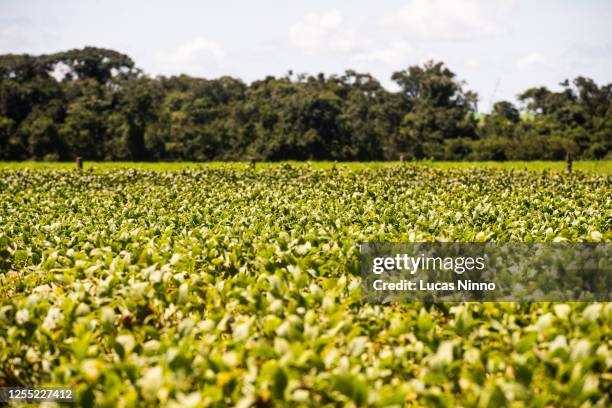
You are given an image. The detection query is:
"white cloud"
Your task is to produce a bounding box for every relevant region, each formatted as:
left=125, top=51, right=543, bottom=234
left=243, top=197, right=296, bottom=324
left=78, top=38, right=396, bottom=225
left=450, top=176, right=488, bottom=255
left=289, top=10, right=357, bottom=54
left=383, top=0, right=505, bottom=41
left=289, top=10, right=419, bottom=69
left=351, top=41, right=414, bottom=66
left=570, top=42, right=612, bottom=60
left=516, top=52, right=547, bottom=71
left=562, top=42, right=612, bottom=70
left=0, top=19, right=28, bottom=52
left=465, top=58, right=481, bottom=69
left=287, top=2, right=514, bottom=68
left=156, top=36, right=226, bottom=77
left=0, top=17, right=59, bottom=54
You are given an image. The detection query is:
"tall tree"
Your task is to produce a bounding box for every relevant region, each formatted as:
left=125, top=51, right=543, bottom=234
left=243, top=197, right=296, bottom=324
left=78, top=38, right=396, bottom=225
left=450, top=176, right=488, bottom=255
left=392, top=61, right=478, bottom=159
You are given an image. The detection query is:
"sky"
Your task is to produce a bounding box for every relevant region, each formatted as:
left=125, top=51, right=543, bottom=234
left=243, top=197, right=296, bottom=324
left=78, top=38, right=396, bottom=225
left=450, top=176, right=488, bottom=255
left=1, top=0, right=611, bottom=111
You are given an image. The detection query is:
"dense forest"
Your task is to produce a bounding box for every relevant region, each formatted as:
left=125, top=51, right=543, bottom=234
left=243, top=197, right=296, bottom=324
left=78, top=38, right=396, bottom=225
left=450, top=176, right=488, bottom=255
left=0, top=47, right=610, bottom=161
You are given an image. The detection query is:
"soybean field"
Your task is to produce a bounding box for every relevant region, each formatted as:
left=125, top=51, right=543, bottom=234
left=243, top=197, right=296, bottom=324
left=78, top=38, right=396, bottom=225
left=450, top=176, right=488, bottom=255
left=0, top=164, right=610, bottom=407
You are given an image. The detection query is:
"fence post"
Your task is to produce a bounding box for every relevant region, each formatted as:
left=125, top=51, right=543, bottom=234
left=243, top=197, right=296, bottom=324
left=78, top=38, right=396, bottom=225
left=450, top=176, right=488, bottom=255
left=565, top=151, right=572, bottom=175
left=76, top=157, right=83, bottom=170
left=399, top=153, right=405, bottom=164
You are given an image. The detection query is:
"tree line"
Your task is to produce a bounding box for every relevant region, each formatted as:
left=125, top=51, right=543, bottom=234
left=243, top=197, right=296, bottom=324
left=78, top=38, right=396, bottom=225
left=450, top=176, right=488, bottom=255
left=0, top=47, right=610, bottom=161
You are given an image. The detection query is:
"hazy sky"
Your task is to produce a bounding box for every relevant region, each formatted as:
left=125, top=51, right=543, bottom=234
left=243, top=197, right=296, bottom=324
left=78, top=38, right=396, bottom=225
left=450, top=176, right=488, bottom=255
left=1, top=0, right=611, bottom=111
